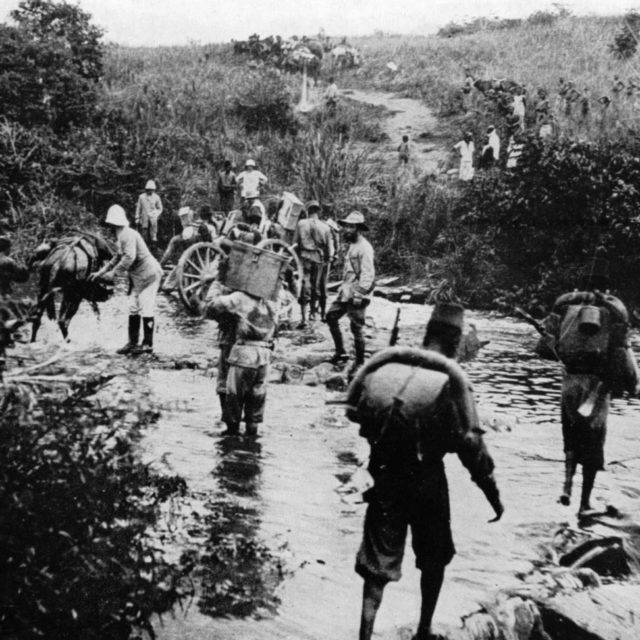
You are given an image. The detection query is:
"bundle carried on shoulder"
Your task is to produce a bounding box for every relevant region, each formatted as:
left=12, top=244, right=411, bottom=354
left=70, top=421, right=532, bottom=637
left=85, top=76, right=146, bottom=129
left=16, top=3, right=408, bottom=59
left=551, top=291, right=637, bottom=395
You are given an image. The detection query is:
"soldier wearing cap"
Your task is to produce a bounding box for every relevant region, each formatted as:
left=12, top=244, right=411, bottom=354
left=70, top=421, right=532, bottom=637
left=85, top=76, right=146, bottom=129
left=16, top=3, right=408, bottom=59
left=135, top=179, right=163, bottom=246
left=535, top=249, right=638, bottom=514
left=326, top=211, right=375, bottom=373
left=345, top=303, right=504, bottom=640
left=0, top=235, right=29, bottom=296
left=90, top=205, right=163, bottom=354
left=293, top=200, right=334, bottom=326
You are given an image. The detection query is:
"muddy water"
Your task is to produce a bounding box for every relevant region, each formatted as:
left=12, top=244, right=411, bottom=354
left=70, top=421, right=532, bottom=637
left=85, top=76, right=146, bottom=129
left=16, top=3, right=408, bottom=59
left=25, top=292, right=640, bottom=639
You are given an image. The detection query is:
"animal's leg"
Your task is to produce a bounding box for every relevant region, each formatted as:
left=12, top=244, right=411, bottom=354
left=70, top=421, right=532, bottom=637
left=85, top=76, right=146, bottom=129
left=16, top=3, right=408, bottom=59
left=58, top=294, right=82, bottom=341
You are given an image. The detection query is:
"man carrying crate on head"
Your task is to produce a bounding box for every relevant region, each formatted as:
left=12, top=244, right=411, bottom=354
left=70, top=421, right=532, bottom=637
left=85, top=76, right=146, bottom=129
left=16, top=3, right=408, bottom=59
left=195, top=243, right=284, bottom=437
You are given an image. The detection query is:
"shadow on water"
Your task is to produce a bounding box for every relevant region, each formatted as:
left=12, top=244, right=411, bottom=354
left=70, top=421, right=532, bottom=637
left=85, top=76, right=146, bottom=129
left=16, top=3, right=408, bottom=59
left=195, top=436, right=288, bottom=619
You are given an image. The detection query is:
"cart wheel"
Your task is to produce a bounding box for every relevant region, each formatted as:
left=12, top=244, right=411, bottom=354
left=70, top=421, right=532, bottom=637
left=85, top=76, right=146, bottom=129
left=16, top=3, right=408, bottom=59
left=175, top=242, right=225, bottom=311
left=256, top=238, right=303, bottom=299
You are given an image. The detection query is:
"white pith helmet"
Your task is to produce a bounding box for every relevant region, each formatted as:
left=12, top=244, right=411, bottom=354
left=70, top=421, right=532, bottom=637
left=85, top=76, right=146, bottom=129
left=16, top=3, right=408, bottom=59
left=145, top=179, right=157, bottom=190
left=245, top=159, right=256, bottom=168
left=105, top=204, right=129, bottom=227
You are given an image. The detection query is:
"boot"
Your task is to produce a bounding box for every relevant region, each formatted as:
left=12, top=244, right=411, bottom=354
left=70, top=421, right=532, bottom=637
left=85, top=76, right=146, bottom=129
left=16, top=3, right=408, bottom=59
left=137, top=317, right=155, bottom=353
left=117, top=315, right=141, bottom=354
left=319, top=299, right=327, bottom=323
left=218, top=393, right=226, bottom=413
left=245, top=422, right=259, bottom=437
left=297, top=304, right=308, bottom=329
left=221, top=422, right=240, bottom=436
left=328, top=321, right=347, bottom=363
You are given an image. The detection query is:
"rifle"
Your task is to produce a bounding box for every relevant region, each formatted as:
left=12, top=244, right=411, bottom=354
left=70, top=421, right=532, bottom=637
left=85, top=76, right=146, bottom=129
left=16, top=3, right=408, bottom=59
left=389, top=305, right=402, bottom=346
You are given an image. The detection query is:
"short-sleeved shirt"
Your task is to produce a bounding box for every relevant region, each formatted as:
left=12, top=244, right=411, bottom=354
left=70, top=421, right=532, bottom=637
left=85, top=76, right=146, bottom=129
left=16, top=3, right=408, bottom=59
left=237, top=170, right=268, bottom=199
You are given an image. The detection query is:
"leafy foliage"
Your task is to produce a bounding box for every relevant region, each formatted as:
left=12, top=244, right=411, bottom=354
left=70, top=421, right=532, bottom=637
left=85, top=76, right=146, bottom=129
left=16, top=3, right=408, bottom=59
left=0, top=387, right=188, bottom=639
left=1, top=0, right=104, bottom=130
left=609, top=10, right=640, bottom=59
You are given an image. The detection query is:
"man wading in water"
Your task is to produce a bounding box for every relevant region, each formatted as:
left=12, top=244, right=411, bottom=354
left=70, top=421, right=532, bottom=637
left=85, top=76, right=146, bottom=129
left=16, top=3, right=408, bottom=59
left=345, top=303, right=504, bottom=640
left=536, top=249, right=638, bottom=515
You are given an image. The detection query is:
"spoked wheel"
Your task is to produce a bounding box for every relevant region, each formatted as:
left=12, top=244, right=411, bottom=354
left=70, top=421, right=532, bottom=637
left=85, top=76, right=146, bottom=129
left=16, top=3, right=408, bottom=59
left=175, top=242, right=225, bottom=311
left=256, top=238, right=303, bottom=299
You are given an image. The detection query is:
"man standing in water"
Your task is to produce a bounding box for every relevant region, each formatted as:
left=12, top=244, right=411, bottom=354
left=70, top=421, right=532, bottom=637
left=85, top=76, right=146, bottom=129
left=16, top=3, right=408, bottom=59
left=345, top=303, right=504, bottom=640
left=326, top=211, right=375, bottom=376
left=536, top=250, right=638, bottom=514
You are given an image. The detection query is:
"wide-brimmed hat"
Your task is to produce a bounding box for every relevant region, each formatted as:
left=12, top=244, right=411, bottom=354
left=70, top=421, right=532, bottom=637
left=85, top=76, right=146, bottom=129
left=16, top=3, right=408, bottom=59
left=145, top=180, right=157, bottom=190
left=305, top=200, right=321, bottom=213
left=338, top=210, right=368, bottom=230
left=245, top=159, right=256, bottom=168
left=105, top=204, right=129, bottom=227
left=428, top=303, right=464, bottom=331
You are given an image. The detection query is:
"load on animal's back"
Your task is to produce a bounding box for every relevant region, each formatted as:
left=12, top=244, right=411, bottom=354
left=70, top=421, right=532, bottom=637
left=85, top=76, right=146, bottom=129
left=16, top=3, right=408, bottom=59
left=31, top=232, right=115, bottom=341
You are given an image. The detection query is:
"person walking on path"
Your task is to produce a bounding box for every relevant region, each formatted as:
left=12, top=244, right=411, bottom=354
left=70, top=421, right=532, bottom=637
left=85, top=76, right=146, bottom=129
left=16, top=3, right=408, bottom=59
left=535, top=250, right=638, bottom=514
left=397, top=135, right=410, bottom=165
left=326, top=211, right=375, bottom=376
left=0, top=235, right=29, bottom=296
left=198, top=281, right=278, bottom=437
left=90, top=204, right=163, bottom=355
left=135, top=180, right=163, bottom=247
left=236, top=159, right=268, bottom=202
left=453, top=132, right=475, bottom=181
left=324, top=76, right=339, bottom=112
left=293, top=200, right=334, bottom=327
left=345, top=303, right=504, bottom=640
left=217, top=160, right=237, bottom=214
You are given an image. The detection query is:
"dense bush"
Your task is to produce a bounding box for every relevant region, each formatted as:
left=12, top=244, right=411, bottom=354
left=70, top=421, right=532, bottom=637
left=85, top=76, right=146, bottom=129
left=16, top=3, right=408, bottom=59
left=1, top=0, right=104, bottom=130
left=609, top=10, right=640, bottom=59
left=0, top=387, right=187, bottom=640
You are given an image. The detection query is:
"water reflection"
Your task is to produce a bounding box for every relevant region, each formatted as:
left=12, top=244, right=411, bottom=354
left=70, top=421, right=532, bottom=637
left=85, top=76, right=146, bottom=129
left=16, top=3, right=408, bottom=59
left=197, top=436, right=286, bottom=618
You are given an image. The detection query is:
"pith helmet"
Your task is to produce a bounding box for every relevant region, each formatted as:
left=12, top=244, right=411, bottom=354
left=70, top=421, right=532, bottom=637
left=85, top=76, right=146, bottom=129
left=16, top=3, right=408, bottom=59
left=178, top=206, right=193, bottom=218
left=338, top=210, right=368, bottom=230
left=145, top=180, right=157, bottom=190
left=245, top=159, right=256, bottom=168
left=305, top=200, right=321, bottom=213
left=428, top=303, right=464, bottom=331
left=105, top=204, right=129, bottom=227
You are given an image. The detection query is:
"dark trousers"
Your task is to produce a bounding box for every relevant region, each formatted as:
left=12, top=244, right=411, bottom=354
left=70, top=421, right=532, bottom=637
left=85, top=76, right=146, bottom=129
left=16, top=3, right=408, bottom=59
left=224, top=364, right=268, bottom=426
left=299, top=258, right=327, bottom=311
left=326, top=299, right=368, bottom=363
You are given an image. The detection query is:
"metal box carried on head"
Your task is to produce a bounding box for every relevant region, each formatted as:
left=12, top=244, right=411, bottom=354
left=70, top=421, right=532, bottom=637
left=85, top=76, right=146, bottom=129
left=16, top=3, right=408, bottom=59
left=222, top=241, right=289, bottom=301
left=277, top=192, right=304, bottom=231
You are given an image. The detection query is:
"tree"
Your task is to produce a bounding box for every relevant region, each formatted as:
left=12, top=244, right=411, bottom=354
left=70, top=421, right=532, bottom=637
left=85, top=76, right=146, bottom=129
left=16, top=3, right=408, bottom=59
left=0, top=0, right=104, bottom=130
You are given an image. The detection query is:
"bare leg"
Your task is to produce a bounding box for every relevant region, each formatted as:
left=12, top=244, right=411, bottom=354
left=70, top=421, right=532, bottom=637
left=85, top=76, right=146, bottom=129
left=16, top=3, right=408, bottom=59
left=559, top=453, right=576, bottom=505
left=359, top=577, right=386, bottom=640
left=416, top=565, right=445, bottom=639
left=579, top=466, right=597, bottom=513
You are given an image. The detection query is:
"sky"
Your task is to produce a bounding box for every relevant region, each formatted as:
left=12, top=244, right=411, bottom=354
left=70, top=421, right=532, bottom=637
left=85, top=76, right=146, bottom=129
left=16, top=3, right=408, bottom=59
left=0, top=0, right=634, bottom=46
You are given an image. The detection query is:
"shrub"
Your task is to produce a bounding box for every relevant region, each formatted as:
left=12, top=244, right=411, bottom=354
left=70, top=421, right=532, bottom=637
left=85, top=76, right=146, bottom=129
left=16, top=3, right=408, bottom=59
left=0, top=387, right=187, bottom=640
left=609, top=11, right=640, bottom=59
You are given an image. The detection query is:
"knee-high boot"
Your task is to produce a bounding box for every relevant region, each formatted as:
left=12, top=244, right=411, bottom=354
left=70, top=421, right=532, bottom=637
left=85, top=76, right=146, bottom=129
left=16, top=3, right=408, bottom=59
left=117, top=315, right=140, bottom=355
left=140, top=317, right=155, bottom=353
left=559, top=453, right=576, bottom=505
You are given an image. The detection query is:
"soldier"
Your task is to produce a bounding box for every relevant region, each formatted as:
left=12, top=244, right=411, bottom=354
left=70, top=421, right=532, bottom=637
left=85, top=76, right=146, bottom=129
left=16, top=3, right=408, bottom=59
left=326, top=211, right=375, bottom=375
left=345, top=303, right=504, bottom=640
left=135, top=180, right=163, bottom=247
left=536, top=250, right=638, bottom=514
left=91, top=205, right=163, bottom=354
left=0, top=235, right=29, bottom=296
left=198, top=280, right=278, bottom=437
left=217, top=160, right=237, bottom=214
left=293, top=200, right=334, bottom=327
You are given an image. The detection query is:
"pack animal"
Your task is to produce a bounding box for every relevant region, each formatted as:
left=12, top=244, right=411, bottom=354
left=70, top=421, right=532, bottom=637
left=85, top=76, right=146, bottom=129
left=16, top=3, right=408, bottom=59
left=30, top=233, right=114, bottom=341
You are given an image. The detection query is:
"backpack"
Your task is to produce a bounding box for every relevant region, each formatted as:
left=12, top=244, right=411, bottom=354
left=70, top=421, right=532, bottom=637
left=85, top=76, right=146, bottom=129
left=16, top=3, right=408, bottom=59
left=557, top=304, right=611, bottom=373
